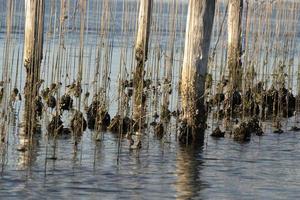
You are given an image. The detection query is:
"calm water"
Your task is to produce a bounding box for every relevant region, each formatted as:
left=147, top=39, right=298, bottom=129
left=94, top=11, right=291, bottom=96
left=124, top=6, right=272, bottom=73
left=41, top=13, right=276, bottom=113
left=0, top=116, right=300, bottom=199
left=1, top=0, right=300, bottom=199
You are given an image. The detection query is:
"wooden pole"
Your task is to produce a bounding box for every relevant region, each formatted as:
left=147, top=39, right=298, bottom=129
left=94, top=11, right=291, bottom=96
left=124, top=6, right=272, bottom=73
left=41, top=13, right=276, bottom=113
left=133, top=0, right=152, bottom=122
left=0, top=0, right=13, bottom=134
left=227, top=0, right=243, bottom=90
left=78, top=0, right=86, bottom=83
left=23, top=0, right=45, bottom=134
left=180, top=0, right=215, bottom=142
left=162, top=0, right=176, bottom=120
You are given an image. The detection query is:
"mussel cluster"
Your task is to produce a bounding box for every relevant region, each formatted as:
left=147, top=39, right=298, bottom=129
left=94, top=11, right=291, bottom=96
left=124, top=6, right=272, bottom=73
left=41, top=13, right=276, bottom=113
left=209, top=83, right=296, bottom=119
left=231, top=118, right=263, bottom=142
left=86, top=100, right=111, bottom=130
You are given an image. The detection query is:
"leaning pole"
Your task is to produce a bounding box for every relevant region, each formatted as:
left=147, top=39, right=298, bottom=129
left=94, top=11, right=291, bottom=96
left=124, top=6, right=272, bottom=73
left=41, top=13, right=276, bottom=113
left=180, top=0, right=216, bottom=143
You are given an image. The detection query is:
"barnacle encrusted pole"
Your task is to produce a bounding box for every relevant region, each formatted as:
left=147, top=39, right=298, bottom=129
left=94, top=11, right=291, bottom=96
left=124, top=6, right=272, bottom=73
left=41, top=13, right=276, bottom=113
left=180, top=0, right=215, bottom=143
left=23, top=0, right=45, bottom=133
left=133, top=0, right=153, bottom=123
left=227, top=0, right=243, bottom=90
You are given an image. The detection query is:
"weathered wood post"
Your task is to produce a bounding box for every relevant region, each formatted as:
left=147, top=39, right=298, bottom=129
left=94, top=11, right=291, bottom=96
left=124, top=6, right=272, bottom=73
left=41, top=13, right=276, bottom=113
left=23, top=0, right=45, bottom=133
left=227, top=0, right=243, bottom=90
left=0, top=0, right=13, bottom=134
left=133, top=0, right=153, bottom=123
left=78, top=0, right=86, bottom=83
left=180, top=0, right=216, bottom=143
left=161, top=0, right=176, bottom=121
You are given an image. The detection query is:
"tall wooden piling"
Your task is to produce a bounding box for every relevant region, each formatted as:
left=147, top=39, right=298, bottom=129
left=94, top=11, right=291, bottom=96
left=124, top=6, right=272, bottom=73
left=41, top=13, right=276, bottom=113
left=180, top=0, right=216, bottom=142
left=162, top=0, right=177, bottom=120
left=78, top=0, right=86, bottom=83
left=23, top=0, right=45, bottom=133
left=227, top=0, right=243, bottom=90
left=0, top=0, right=13, bottom=134
left=133, top=0, right=153, bottom=122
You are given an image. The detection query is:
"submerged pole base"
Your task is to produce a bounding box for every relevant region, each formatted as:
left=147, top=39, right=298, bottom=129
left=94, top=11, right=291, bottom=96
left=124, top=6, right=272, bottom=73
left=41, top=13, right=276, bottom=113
left=178, top=120, right=206, bottom=145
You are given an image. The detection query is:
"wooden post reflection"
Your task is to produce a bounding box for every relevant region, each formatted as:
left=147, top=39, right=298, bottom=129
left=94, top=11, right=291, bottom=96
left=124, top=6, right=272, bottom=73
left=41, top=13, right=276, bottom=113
left=176, top=144, right=205, bottom=199
left=17, top=126, right=40, bottom=170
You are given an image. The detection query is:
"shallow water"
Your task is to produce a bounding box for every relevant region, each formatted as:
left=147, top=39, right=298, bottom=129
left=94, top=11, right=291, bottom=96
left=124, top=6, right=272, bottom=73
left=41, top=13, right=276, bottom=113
left=1, top=116, right=300, bottom=199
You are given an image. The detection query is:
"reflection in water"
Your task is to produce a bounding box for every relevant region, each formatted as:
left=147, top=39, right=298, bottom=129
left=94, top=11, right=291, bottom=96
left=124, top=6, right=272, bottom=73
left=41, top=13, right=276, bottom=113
left=17, top=126, right=40, bottom=171
left=92, top=137, right=105, bottom=171
left=176, top=143, right=207, bottom=200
